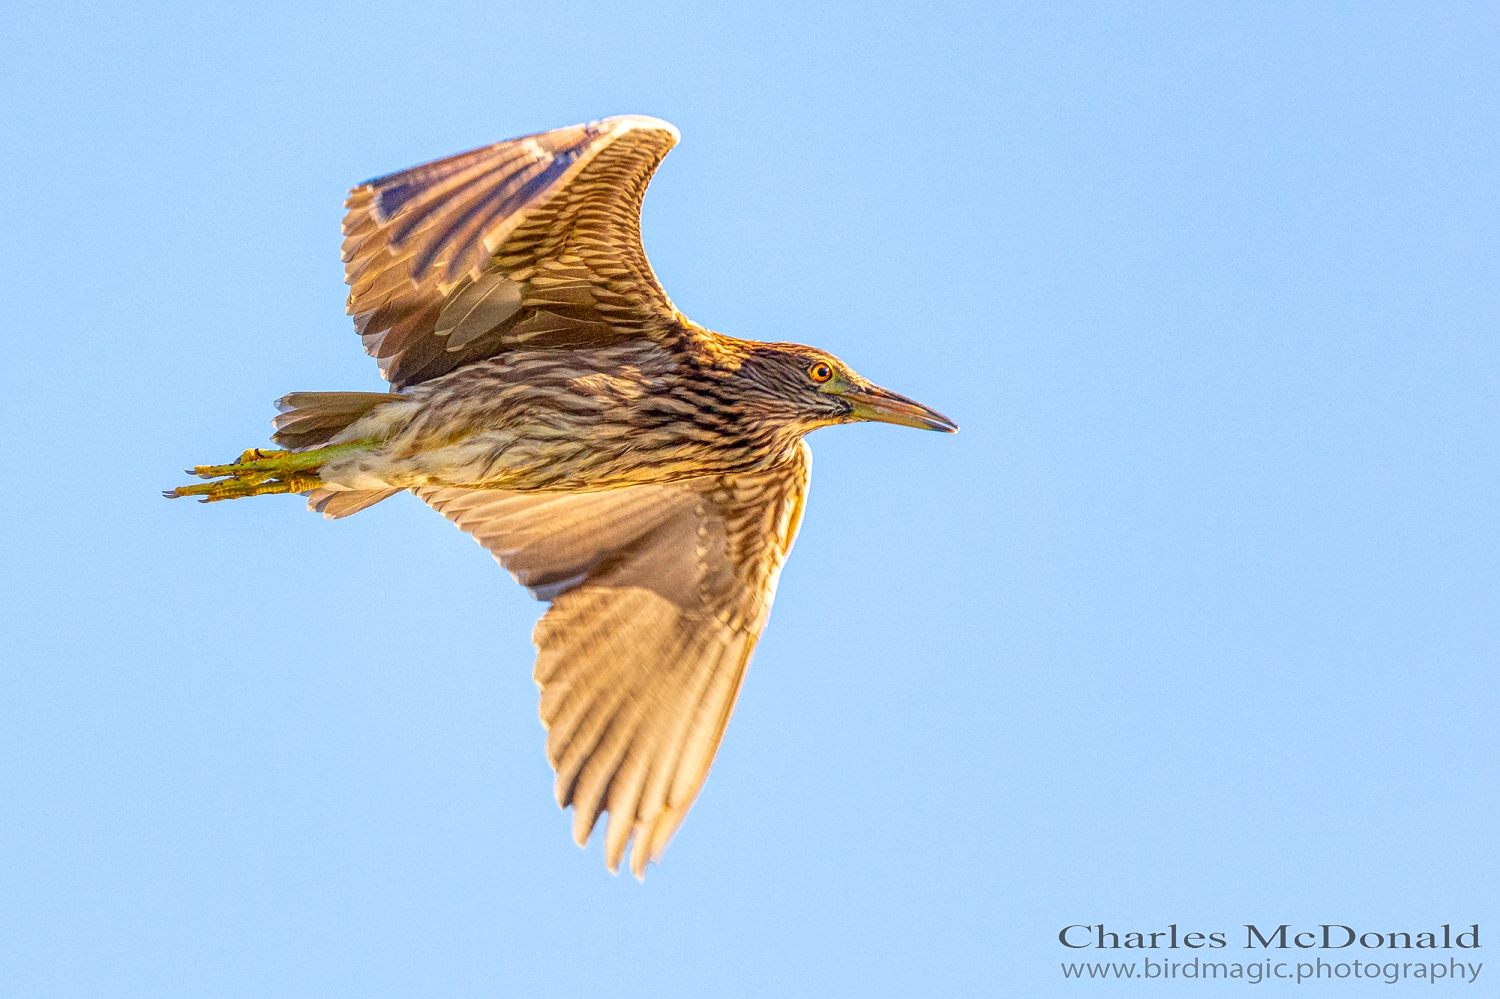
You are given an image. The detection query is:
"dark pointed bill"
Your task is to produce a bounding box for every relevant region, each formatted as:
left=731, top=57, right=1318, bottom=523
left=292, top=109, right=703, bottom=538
left=845, top=385, right=959, bottom=433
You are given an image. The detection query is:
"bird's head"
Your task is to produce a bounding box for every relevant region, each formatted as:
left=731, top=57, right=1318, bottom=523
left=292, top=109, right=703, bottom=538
left=736, top=342, right=958, bottom=435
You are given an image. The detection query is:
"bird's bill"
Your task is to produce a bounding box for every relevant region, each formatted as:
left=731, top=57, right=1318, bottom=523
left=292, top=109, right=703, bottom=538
left=844, top=385, right=958, bottom=433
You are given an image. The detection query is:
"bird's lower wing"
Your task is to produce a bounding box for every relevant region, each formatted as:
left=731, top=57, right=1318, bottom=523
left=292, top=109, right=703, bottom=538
left=415, top=443, right=811, bottom=877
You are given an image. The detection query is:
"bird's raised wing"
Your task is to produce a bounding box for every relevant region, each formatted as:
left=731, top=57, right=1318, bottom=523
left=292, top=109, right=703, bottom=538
left=415, top=443, right=811, bottom=878
left=341, top=115, right=684, bottom=389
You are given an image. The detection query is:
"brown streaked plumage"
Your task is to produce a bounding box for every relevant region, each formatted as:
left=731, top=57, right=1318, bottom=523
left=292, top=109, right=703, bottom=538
left=168, top=115, right=956, bottom=878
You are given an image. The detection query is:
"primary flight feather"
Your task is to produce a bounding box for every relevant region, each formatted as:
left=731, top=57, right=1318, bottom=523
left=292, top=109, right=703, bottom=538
left=168, top=115, right=956, bottom=878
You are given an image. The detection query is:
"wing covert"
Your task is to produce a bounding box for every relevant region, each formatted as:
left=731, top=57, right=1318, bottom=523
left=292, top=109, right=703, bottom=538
left=342, top=115, right=684, bottom=388
left=416, top=443, right=812, bottom=877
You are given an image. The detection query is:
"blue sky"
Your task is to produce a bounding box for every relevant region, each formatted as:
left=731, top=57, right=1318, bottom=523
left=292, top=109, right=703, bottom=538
left=3, top=2, right=1495, bottom=995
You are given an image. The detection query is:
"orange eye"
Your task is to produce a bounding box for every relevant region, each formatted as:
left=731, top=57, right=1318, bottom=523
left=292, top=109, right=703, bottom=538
left=808, top=361, right=833, bottom=383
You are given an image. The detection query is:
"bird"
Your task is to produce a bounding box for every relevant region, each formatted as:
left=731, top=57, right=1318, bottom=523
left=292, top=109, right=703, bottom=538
left=167, top=115, right=956, bottom=878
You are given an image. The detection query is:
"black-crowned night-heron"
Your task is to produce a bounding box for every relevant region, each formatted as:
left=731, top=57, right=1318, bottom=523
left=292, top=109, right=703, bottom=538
left=169, top=115, right=956, bottom=877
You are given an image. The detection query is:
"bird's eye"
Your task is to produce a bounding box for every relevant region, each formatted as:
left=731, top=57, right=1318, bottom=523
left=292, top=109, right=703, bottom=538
left=808, top=362, right=833, bottom=383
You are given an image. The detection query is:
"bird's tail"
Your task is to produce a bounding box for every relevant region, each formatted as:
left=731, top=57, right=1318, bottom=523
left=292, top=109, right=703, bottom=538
left=165, top=390, right=401, bottom=505
left=269, top=391, right=402, bottom=450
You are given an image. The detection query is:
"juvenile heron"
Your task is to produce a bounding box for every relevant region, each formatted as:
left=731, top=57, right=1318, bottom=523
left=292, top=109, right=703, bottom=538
left=168, top=115, right=956, bottom=878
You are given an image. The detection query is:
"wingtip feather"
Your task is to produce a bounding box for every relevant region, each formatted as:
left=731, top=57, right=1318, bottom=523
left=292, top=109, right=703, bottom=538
left=600, top=114, right=681, bottom=145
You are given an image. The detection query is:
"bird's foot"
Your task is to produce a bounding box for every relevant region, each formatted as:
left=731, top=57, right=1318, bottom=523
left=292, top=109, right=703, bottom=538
left=187, top=448, right=303, bottom=479
left=164, top=443, right=367, bottom=503
left=165, top=470, right=323, bottom=502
